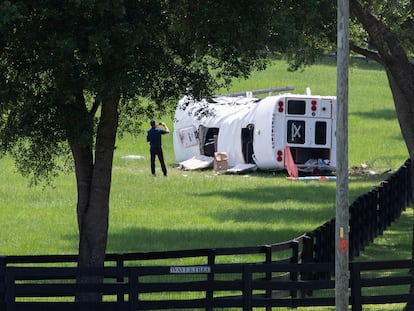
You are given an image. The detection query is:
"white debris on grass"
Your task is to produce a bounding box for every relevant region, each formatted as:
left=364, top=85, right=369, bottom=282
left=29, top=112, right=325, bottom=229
left=121, top=155, right=145, bottom=160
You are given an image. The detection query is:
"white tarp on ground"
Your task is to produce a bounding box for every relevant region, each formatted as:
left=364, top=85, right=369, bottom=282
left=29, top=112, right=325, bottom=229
left=225, top=163, right=257, bottom=174
left=178, top=155, right=214, bottom=170
left=121, top=155, right=145, bottom=160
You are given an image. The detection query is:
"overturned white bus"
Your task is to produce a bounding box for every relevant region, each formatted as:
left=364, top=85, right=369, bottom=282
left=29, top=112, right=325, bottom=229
left=173, top=89, right=336, bottom=173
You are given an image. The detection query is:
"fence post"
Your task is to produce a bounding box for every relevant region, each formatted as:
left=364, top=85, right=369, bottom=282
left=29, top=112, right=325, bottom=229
left=301, top=235, right=314, bottom=297
left=377, top=184, right=386, bottom=234
left=0, top=268, right=4, bottom=311
left=382, top=181, right=392, bottom=228
left=290, top=240, right=299, bottom=298
left=264, top=245, right=272, bottom=311
left=5, top=268, right=15, bottom=311
left=397, top=166, right=406, bottom=213
left=327, top=219, right=336, bottom=262
left=129, top=268, right=138, bottom=311
left=0, top=256, right=5, bottom=310
left=318, top=222, right=332, bottom=262
left=397, top=170, right=405, bottom=215
left=243, top=265, right=252, bottom=311
left=301, top=234, right=314, bottom=264
left=350, top=262, right=362, bottom=311
left=388, top=174, right=398, bottom=222
left=360, top=195, right=370, bottom=250
left=398, top=166, right=407, bottom=215
left=206, top=249, right=215, bottom=311
left=372, top=189, right=380, bottom=238
left=366, top=192, right=376, bottom=243
left=116, top=253, right=125, bottom=304
left=349, top=201, right=357, bottom=260
left=314, top=227, right=323, bottom=263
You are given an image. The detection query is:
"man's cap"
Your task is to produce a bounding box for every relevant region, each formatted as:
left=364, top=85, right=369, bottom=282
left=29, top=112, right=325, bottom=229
left=150, top=120, right=156, bottom=126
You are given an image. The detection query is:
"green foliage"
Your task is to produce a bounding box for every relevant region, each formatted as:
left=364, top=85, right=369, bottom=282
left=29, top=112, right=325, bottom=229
left=265, top=0, right=414, bottom=72
left=268, top=0, right=337, bottom=70
left=348, top=0, right=414, bottom=58
left=0, top=0, right=276, bottom=183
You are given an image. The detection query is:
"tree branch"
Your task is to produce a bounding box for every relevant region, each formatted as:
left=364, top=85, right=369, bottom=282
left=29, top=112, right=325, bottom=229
left=350, top=43, right=384, bottom=65
left=350, top=0, right=411, bottom=65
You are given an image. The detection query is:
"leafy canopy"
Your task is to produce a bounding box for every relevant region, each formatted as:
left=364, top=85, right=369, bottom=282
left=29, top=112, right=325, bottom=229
left=0, top=0, right=275, bottom=182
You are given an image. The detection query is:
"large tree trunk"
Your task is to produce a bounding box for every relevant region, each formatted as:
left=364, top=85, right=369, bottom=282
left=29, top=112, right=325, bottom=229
left=71, top=92, right=119, bottom=303
left=386, top=70, right=414, bottom=311
left=78, top=93, right=119, bottom=269
left=350, top=1, right=414, bottom=309
left=350, top=0, right=414, bottom=157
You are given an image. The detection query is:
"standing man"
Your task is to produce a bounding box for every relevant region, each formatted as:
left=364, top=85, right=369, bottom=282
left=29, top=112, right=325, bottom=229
left=147, top=120, right=170, bottom=176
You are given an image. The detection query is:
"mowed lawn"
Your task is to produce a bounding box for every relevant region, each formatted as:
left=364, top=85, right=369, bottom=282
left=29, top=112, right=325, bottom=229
left=0, top=58, right=409, bottom=259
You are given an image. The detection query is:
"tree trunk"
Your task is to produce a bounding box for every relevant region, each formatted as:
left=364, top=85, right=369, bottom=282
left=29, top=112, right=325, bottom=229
left=386, top=70, right=414, bottom=311
left=349, top=1, right=414, bottom=196
left=349, top=2, right=414, bottom=156
left=72, top=93, right=119, bottom=303
left=350, top=1, right=414, bottom=309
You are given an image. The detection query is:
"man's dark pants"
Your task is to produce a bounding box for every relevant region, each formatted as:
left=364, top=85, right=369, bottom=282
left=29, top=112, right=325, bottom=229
left=150, top=147, right=167, bottom=176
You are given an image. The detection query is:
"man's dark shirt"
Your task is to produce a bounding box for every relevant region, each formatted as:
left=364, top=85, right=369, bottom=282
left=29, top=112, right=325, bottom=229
left=147, top=127, right=167, bottom=149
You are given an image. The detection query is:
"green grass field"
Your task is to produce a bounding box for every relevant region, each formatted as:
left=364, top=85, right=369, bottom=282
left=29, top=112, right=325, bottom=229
left=0, top=57, right=410, bottom=265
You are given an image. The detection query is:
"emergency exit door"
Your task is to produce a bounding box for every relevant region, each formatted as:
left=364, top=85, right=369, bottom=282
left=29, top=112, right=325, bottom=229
left=286, top=118, right=332, bottom=147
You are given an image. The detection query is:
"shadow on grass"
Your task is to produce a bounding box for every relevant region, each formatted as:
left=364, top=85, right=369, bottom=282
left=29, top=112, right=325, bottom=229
left=195, top=184, right=335, bottom=204
left=350, top=108, right=397, bottom=120
left=64, top=203, right=333, bottom=253
left=193, top=183, right=375, bottom=206
left=206, top=206, right=333, bottom=225
left=75, top=171, right=402, bottom=255
left=104, top=225, right=307, bottom=253
left=101, top=179, right=385, bottom=253
left=103, top=188, right=338, bottom=252
left=102, top=207, right=414, bottom=259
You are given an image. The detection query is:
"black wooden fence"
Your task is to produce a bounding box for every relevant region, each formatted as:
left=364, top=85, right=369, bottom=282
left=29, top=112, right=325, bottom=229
left=0, top=260, right=412, bottom=310
left=304, top=159, right=411, bottom=264
left=0, top=160, right=412, bottom=310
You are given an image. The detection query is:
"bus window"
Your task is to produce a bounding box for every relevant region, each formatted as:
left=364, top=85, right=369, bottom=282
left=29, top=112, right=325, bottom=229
left=315, top=121, right=327, bottom=145
left=287, top=120, right=305, bottom=144
left=287, top=100, right=306, bottom=115
left=241, top=124, right=255, bottom=163
left=198, top=125, right=219, bottom=156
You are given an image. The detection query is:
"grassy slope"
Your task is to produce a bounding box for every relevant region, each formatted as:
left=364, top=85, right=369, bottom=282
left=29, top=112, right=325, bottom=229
left=0, top=58, right=409, bottom=259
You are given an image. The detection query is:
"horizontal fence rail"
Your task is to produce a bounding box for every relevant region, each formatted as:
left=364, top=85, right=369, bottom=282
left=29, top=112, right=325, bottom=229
left=0, top=159, right=412, bottom=310
left=1, top=261, right=413, bottom=310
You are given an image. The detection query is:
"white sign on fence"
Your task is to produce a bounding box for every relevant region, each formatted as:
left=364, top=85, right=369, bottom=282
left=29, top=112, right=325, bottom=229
left=170, top=266, right=211, bottom=274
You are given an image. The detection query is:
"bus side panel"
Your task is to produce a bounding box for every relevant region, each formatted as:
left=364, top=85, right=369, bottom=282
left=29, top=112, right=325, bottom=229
left=252, top=97, right=284, bottom=170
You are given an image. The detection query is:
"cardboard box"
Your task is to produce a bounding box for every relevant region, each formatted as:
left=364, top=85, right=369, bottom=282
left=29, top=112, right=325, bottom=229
left=214, top=152, right=228, bottom=171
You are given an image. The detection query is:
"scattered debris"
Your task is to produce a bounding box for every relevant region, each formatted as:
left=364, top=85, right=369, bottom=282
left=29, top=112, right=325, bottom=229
left=288, top=176, right=336, bottom=181
left=350, top=163, right=377, bottom=175
left=121, top=155, right=144, bottom=160
left=349, top=163, right=392, bottom=176
left=178, top=155, right=213, bottom=170
left=225, top=163, right=257, bottom=174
